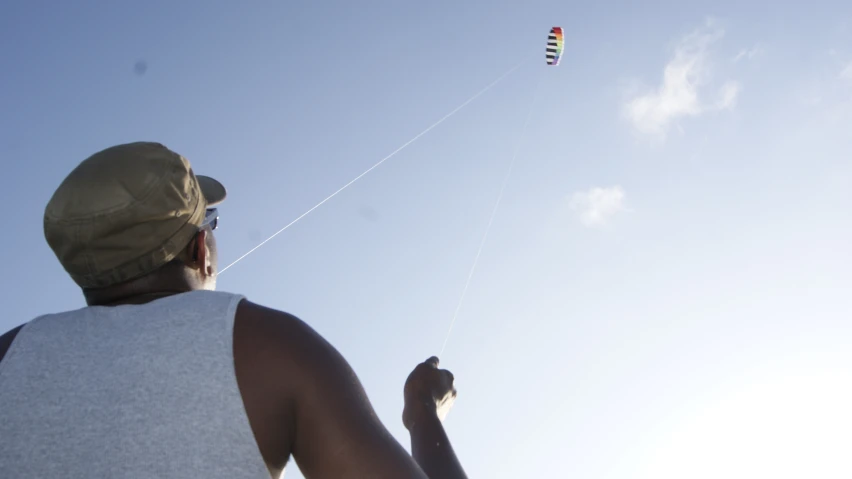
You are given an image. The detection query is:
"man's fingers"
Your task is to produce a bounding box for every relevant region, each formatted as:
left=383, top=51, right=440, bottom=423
left=425, top=356, right=440, bottom=368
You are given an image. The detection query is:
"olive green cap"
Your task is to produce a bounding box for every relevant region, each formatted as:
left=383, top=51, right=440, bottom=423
left=43, top=142, right=226, bottom=289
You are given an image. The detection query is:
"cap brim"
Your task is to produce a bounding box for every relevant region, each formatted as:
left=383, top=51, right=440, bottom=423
left=197, top=175, right=227, bottom=207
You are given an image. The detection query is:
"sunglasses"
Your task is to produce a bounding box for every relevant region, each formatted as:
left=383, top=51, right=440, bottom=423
left=201, top=208, right=219, bottom=231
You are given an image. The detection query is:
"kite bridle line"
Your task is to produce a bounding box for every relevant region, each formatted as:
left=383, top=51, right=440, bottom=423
left=439, top=69, right=545, bottom=357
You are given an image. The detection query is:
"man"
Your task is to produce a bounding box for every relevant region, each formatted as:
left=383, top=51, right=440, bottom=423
left=0, top=142, right=468, bottom=478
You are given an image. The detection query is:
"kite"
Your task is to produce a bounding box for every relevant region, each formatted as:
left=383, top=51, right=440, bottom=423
left=546, top=27, right=563, bottom=66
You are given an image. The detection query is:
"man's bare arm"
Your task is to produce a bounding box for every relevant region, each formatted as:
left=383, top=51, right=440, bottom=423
left=236, top=300, right=429, bottom=478
left=404, top=357, right=468, bottom=479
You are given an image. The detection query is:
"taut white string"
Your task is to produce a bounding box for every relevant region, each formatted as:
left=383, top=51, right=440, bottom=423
left=439, top=72, right=543, bottom=356
left=219, top=61, right=526, bottom=275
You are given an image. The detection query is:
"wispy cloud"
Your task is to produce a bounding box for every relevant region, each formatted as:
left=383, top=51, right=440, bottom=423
left=569, top=186, right=627, bottom=227
left=624, top=21, right=740, bottom=138
left=733, top=46, right=762, bottom=63
left=796, top=58, right=852, bottom=110
left=715, top=81, right=740, bottom=109
left=840, top=62, right=852, bottom=81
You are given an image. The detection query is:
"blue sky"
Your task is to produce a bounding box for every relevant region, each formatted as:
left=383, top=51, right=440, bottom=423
left=2, top=1, right=852, bottom=478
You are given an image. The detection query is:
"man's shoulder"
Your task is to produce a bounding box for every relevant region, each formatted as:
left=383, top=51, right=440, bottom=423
left=235, top=299, right=304, bottom=333
left=233, top=299, right=322, bottom=360
left=232, top=298, right=348, bottom=394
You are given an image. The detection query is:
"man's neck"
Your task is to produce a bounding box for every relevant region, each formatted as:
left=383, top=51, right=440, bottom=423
left=90, top=290, right=191, bottom=307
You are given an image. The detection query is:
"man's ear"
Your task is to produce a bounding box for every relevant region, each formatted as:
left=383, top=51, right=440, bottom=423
left=193, top=229, right=213, bottom=275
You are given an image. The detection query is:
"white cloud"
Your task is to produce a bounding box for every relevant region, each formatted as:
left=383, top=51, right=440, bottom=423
left=715, top=81, right=741, bottom=109
left=795, top=59, right=852, bottom=111
left=733, top=46, right=762, bottom=63
left=569, top=186, right=627, bottom=227
left=840, top=62, right=852, bottom=81
left=624, top=21, right=740, bottom=138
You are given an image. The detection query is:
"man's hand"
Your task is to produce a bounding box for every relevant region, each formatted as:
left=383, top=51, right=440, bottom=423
left=402, top=357, right=468, bottom=479
left=403, top=356, right=457, bottom=430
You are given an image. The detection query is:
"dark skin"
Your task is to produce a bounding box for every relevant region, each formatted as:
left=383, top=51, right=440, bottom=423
left=0, top=228, right=468, bottom=479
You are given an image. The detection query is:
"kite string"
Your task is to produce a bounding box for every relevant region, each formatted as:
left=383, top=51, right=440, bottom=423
left=439, top=70, right=544, bottom=357
left=218, top=60, right=526, bottom=275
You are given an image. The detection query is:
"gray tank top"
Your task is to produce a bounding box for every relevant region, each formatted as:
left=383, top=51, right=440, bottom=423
left=0, top=290, right=270, bottom=478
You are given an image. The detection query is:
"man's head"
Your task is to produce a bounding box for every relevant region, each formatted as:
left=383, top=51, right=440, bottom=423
left=43, top=142, right=227, bottom=302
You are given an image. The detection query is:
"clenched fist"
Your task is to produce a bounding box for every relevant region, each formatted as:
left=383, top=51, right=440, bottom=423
left=402, top=356, right=457, bottom=431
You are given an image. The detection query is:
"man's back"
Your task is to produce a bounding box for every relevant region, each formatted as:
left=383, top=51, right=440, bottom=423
left=0, top=290, right=269, bottom=478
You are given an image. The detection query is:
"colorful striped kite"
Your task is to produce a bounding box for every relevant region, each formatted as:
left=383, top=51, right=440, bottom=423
left=546, top=27, right=563, bottom=66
